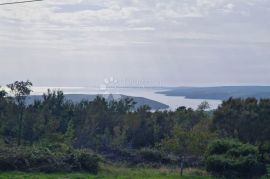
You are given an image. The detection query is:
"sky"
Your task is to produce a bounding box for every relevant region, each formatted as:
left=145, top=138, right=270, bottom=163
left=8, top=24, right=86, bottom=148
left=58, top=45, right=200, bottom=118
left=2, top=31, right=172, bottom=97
left=0, top=0, right=270, bottom=87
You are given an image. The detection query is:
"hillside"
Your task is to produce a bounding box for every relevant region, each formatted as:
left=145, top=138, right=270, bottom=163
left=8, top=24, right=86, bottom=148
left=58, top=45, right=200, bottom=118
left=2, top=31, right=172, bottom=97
left=157, top=86, right=270, bottom=100
left=26, top=94, right=169, bottom=110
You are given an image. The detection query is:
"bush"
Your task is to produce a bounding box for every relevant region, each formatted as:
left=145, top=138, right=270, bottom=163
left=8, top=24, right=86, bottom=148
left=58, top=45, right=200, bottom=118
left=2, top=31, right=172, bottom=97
left=0, top=146, right=100, bottom=174
left=74, top=149, right=100, bottom=174
left=98, top=147, right=177, bottom=166
left=137, top=148, right=176, bottom=165
left=139, top=148, right=163, bottom=162
left=205, top=139, right=266, bottom=178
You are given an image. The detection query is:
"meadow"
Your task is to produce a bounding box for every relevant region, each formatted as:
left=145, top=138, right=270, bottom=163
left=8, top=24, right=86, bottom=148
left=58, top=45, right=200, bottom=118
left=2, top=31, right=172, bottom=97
left=0, top=165, right=212, bottom=179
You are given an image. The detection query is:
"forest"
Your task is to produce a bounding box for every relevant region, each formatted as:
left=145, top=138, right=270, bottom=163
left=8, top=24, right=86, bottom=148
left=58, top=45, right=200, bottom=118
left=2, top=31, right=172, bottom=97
left=0, top=81, right=270, bottom=178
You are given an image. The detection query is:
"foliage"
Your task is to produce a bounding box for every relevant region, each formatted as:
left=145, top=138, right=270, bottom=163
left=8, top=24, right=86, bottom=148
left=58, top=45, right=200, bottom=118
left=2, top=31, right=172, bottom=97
left=73, top=149, right=100, bottom=173
left=1, top=81, right=213, bottom=153
left=212, top=98, right=270, bottom=164
left=137, top=148, right=176, bottom=165
left=0, top=87, right=7, bottom=98
left=0, top=165, right=213, bottom=179
left=160, top=120, right=216, bottom=157
left=0, top=145, right=100, bottom=174
left=6, top=80, right=33, bottom=146
left=205, top=139, right=266, bottom=178
left=1, top=80, right=270, bottom=177
left=213, top=98, right=270, bottom=144
left=197, top=101, right=210, bottom=111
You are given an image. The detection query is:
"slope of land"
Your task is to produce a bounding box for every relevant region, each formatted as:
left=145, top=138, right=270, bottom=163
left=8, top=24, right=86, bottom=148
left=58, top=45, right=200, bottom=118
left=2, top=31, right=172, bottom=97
left=27, top=94, right=169, bottom=110
left=157, top=86, right=270, bottom=100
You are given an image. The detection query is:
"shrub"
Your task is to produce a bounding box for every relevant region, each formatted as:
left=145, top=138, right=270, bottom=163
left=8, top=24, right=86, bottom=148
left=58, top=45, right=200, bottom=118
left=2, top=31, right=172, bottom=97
left=0, top=146, right=100, bottom=174
left=137, top=148, right=176, bottom=165
left=184, top=168, right=209, bottom=177
left=205, top=139, right=266, bottom=178
left=139, top=148, right=162, bottom=162
left=74, top=149, right=100, bottom=174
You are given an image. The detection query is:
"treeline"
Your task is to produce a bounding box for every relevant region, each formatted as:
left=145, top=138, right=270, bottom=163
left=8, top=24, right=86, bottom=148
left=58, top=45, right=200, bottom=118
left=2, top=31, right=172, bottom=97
left=0, top=81, right=213, bottom=154
left=0, top=81, right=270, bottom=178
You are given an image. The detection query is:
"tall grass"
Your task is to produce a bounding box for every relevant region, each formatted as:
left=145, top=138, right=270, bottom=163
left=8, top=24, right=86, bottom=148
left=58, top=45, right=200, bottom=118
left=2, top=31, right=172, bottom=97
left=0, top=165, right=212, bottom=179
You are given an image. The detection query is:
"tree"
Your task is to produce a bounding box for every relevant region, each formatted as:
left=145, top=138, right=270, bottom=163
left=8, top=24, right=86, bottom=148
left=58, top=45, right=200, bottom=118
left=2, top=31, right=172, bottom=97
left=205, top=139, right=266, bottom=178
left=125, top=105, right=155, bottom=148
left=0, top=86, right=7, bottom=117
left=0, top=86, right=7, bottom=99
left=212, top=98, right=246, bottom=139
left=0, top=87, right=8, bottom=141
left=212, top=98, right=270, bottom=152
left=7, top=80, right=32, bottom=145
left=23, top=100, right=43, bottom=145
left=197, top=101, right=210, bottom=111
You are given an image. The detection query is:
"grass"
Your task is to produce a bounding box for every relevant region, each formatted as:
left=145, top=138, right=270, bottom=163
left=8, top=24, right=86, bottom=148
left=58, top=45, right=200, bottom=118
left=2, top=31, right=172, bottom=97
left=0, top=165, right=212, bottom=179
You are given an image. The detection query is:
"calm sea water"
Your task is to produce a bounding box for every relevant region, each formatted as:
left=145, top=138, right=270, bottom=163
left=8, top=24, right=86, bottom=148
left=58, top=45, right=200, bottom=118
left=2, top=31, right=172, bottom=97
left=32, top=87, right=222, bottom=110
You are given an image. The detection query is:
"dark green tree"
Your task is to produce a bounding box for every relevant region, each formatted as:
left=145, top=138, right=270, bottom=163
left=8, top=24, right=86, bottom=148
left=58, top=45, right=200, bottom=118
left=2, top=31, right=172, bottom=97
left=7, top=80, right=32, bottom=145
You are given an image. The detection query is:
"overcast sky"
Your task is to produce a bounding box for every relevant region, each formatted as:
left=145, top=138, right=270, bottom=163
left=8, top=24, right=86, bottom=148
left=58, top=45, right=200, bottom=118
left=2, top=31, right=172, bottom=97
left=0, top=0, right=270, bottom=87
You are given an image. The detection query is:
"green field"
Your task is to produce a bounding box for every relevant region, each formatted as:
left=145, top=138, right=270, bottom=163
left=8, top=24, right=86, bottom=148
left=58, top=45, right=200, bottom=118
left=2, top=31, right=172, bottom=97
left=0, top=165, right=212, bottom=179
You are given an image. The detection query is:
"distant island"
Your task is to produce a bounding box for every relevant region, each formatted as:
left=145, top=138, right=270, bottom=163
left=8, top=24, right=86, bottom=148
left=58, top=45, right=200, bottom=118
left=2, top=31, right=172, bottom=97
left=27, top=94, right=169, bottom=110
left=157, top=86, right=270, bottom=100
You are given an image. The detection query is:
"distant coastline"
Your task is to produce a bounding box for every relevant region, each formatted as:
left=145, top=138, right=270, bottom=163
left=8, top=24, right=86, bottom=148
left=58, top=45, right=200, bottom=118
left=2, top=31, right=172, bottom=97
left=156, top=86, right=270, bottom=100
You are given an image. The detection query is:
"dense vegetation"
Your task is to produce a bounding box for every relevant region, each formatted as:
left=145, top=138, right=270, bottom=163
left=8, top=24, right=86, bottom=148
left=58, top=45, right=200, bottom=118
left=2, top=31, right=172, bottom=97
left=205, top=139, right=266, bottom=178
left=0, top=81, right=270, bottom=178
